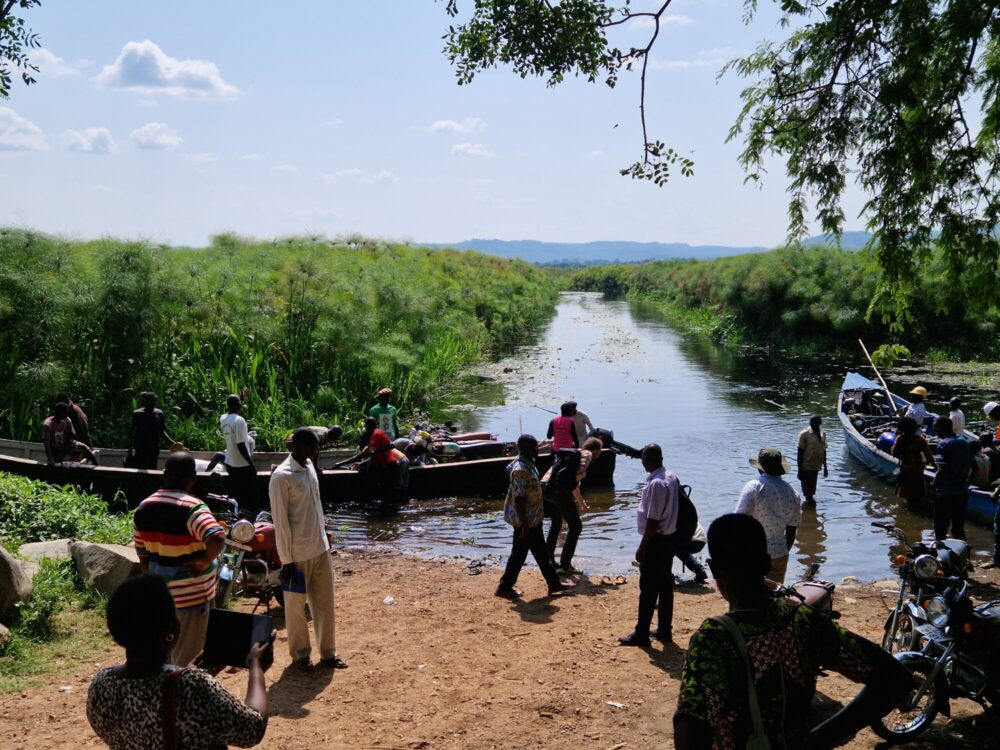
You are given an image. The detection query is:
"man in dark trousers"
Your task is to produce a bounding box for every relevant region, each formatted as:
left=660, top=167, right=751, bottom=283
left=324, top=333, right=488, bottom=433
left=129, top=392, right=175, bottom=470
left=220, top=394, right=260, bottom=513
left=495, top=434, right=573, bottom=600
left=620, top=443, right=680, bottom=646
left=932, top=416, right=972, bottom=540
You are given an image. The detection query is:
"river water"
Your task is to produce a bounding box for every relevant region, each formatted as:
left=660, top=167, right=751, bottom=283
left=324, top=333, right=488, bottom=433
left=329, top=292, right=996, bottom=582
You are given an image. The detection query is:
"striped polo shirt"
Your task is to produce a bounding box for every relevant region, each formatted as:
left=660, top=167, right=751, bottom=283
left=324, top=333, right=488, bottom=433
left=133, top=489, right=225, bottom=608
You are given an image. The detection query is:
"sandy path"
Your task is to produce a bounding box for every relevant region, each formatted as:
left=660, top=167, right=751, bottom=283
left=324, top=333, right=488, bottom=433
left=1, top=549, right=997, bottom=749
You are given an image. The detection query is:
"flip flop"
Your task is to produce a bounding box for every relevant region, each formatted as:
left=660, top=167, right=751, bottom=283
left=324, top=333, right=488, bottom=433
left=599, top=575, right=627, bottom=586
left=467, top=560, right=484, bottom=575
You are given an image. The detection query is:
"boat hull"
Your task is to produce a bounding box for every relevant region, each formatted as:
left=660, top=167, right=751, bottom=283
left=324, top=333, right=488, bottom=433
left=0, top=445, right=618, bottom=509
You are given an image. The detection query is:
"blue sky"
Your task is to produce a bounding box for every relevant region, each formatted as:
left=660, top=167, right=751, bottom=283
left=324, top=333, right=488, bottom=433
left=0, top=0, right=865, bottom=247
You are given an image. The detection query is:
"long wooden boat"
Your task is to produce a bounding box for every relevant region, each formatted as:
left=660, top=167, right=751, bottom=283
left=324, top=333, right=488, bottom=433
left=0, top=439, right=618, bottom=509
left=838, top=371, right=997, bottom=527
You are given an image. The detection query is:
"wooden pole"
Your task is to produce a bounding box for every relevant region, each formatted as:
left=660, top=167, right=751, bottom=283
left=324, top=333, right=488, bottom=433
left=858, top=339, right=899, bottom=416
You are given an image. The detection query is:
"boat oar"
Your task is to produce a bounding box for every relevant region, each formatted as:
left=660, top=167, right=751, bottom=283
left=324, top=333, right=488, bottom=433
left=858, top=339, right=900, bottom=416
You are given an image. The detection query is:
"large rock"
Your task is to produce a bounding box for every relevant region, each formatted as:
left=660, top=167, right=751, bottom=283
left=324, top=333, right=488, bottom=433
left=18, top=539, right=72, bottom=562
left=0, top=622, right=9, bottom=647
left=0, top=546, right=32, bottom=622
left=70, top=542, right=141, bottom=598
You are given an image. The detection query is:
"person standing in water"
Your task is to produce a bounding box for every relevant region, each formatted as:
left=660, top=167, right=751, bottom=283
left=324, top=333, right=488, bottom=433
left=891, top=416, right=935, bottom=504
left=129, top=392, right=176, bottom=470
left=546, top=402, right=579, bottom=451
left=796, top=415, right=828, bottom=504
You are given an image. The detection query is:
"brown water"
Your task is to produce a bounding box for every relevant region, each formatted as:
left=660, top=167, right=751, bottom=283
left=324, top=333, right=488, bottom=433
left=328, top=292, right=997, bottom=582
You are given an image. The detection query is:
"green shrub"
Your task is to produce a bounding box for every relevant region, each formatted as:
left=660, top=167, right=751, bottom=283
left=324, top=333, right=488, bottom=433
left=0, top=472, right=133, bottom=548
left=0, top=229, right=559, bottom=448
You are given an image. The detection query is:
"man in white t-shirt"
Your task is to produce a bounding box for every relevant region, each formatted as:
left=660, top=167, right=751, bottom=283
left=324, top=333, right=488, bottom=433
left=220, top=394, right=261, bottom=512
left=735, top=447, right=802, bottom=588
left=949, top=397, right=966, bottom=436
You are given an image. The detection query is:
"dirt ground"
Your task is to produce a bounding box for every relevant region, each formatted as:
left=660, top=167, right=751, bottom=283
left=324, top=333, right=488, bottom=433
left=3, top=549, right=1000, bottom=750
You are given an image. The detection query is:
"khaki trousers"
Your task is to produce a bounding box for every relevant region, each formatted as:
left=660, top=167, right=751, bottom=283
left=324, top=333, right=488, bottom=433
left=285, top=551, right=337, bottom=662
left=171, top=602, right=211, bottom=666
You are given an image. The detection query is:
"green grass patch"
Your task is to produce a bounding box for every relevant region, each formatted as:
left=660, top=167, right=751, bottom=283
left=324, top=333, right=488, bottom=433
left=0, top=472, right=133, bottom=549
left=0, top=558, right=113, bottom=695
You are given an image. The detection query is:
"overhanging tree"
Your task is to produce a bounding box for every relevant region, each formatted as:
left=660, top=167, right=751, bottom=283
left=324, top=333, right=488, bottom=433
left=0, top=0, right=41, bottom=99
left=442, top=1, right=1000, bottom=327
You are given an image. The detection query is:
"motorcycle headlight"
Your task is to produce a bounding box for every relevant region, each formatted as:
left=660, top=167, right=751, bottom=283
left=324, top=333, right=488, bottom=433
left=913, top=554, right=941, bottom=581
left=924, top=595, right=950, bottom=629
left=230, top=519, right=255, bottom=544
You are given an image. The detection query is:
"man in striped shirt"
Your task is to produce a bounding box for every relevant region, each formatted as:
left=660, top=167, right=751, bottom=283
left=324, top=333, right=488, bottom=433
left=134, top=452, right=226, bottom=666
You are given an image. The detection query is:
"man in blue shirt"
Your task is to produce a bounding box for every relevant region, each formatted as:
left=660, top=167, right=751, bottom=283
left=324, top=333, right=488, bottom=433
left=932, top=416, right=972, bottom=541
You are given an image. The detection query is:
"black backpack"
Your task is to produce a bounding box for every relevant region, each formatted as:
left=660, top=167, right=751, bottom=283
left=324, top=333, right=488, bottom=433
left=550, top=448, right=582, bottom=490
left=675, top=483, right=698, bottom=543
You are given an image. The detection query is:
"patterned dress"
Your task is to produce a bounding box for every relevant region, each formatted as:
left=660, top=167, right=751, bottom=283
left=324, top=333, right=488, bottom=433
left=676, top=597, right=881, bottom=749
left=87, top=667, right=267, bottom=749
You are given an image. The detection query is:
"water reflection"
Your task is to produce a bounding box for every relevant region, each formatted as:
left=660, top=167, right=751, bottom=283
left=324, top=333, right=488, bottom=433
left=328, top=292, right=995, bottom=581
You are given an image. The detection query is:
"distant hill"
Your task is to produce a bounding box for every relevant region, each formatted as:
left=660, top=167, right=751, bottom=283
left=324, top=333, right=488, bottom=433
left=425, top=232, right=872, bottom=266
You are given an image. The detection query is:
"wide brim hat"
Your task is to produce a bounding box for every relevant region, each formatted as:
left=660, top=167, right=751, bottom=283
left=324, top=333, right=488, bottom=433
left=909, top=386, right=928, bottom=397
left=749, top=447, right=790, bottom=475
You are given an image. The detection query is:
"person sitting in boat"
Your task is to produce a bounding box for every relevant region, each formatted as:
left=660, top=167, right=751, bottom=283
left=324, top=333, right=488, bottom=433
left=43, top=401, right=98, bottom=465
left=546, top=402, right=579, bottom=452
left=285, top=425, right=342, bottom=451
left=984, top=401, right=1000, bottom=441
left=949, top=396, right=966, bottom=436
left=369, top=388, right=399, bottom=440
left=904, top=386, right=931, bottom=427
left=369, top=428, right=409, bottom=506
left=891, top=416, right=934, bottom=504
left=981, top=432, right=1000, bottom=484
left=970, top=440, right=992, bottom=490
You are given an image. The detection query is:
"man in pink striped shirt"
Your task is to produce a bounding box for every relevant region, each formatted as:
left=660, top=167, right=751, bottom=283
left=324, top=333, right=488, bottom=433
left=134, top=452, right=225, bottom=665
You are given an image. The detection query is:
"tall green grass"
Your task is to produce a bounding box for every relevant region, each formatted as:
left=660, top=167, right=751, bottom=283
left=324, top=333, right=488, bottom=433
left=572, top=245, right=1000, bottom=358
left=0, top=230, right=558, bottom=448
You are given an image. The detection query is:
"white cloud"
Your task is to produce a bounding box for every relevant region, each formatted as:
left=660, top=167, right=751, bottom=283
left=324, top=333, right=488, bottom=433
left=0, top=107, right=47, bottom=151
left=129, top=121, right=182, bottom=149
left=632, top=15, right=697, bottom=30
left=451, top=142, right=495, bottom=159
left=273, top=163, right=299, bottom=173
left=240, top=153, right=260, bottom=160
left=649, top=47, right=741, bottom=71
left=185, top=152, right=218, bottom=163
left=318, top=119, right=344, bottom=128
left=66, top=127, right=115, bottom=154
left=430, top=117, right=488, bottom=135
left=31, top=48, right=81, bottom=77
left=96, top=40, right=238, bottom=99
left=318, top=168, right=398, bottom=185
left=585, top=149, right=605, bottom=159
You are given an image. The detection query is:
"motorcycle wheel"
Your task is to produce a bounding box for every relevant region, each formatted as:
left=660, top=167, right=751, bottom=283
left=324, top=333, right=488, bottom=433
left=882, top=612, right=915, bottom=654
left=871, top=660, right=940, bottom=743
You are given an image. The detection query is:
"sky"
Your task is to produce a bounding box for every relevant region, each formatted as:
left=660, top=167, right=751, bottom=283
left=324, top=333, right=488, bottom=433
left=0, top=0, right=868, bottom=248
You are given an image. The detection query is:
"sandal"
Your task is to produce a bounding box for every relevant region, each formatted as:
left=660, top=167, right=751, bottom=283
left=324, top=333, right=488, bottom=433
left=599, top=575, right=627, bottom=586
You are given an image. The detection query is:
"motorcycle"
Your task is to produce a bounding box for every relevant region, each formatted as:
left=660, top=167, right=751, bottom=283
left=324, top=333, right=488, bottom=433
left=205, top=490, right=285, bottom=612
left=873, top=522, right=970, bottom=653
left=776, top=562, right=839, bottom=618
left=873, top=580, right=1000, bottom=743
